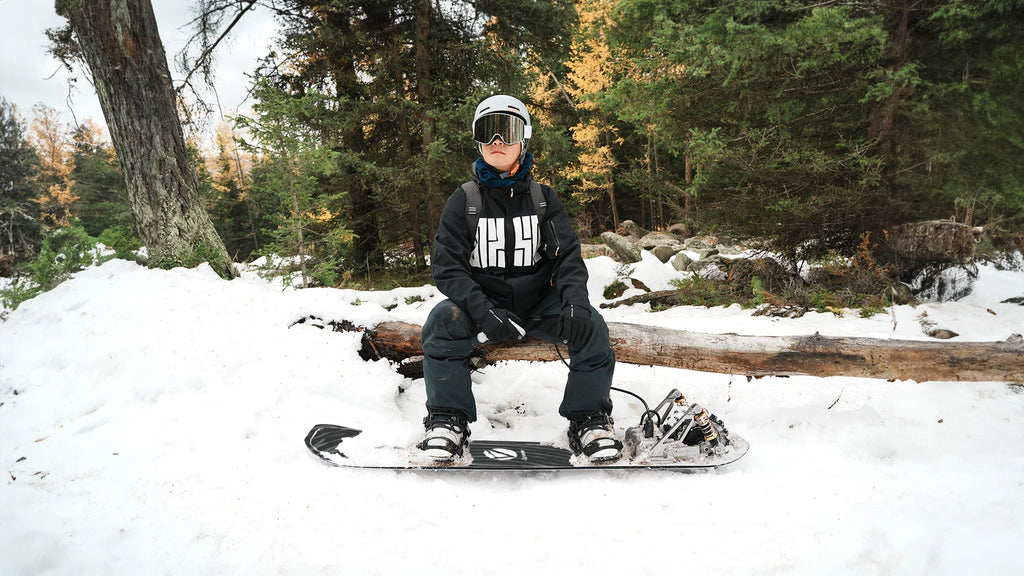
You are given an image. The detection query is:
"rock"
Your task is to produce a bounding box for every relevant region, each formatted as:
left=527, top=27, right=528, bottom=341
left=599, top=231, right=641, bottom=263
left=671, top=252, right=694, bottom=271
left=580, top=244, right=616, bottom=259
left=691, top=247, right=720, bottom=260
left=651, top=245, right=678, bottom=263
left=619, top=220, right=647, bottom=238
left=927, top=328, right=959, bottom=340
left=668, top=223, right=691, bottom=240
left=716, top=244, right=748, bottom=256
left=691, top=255, right=728, bottom=280
left=639, top=232, right=680, bottom=250
left=683, top=235, right=718, bottom=251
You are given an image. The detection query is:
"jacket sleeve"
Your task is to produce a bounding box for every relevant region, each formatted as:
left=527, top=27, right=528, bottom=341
left=541, top=185, right=592, bottom=310
left=431, top=187, right=494, bottom=323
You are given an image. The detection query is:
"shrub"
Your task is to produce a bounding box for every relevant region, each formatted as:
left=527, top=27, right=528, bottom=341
left=98, top=225, right=141, bottom=260
left=603, top=279, right=628, bottom=299
left=27, top=226, right=96, bottom=290
left=670, top=276, right=737, bottom=308
left=0, top=225, right=97, bottom=313
left=0, top=280, right=41, bottom=315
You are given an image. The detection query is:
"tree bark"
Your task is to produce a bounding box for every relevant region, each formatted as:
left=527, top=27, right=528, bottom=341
left=868, top=1, right=915, bottom=178
left=359, top=320, right=1024, bottom=384
left=55, top=0, right=235, bottom=278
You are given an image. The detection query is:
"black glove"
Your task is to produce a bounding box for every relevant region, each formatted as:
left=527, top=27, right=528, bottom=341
left=558, top=304, right=593, bottom=349
left=479, top=308, right=526, bottom=344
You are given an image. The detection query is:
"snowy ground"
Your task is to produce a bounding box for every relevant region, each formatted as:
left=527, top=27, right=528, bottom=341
left=2, top=253, right=1023, bottom=575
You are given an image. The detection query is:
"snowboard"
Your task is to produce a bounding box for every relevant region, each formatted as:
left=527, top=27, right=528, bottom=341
left=304, top=423, right=749, bottom=471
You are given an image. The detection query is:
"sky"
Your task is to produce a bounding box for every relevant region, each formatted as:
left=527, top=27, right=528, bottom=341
left=0, top=0, right=278, bottom=139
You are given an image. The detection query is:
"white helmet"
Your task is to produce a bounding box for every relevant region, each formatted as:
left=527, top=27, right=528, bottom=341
left=472, top=95, right=532, bottom=164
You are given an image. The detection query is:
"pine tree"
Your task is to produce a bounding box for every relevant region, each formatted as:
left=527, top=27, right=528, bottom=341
left=236, top=81, right=346, bottom=288
left=205, top=121, right=261, bottom=261
left=0, top=98, right=43, bottom=265
left=70, top=118, right=131, bottom=237
left=241, top=0, right=576, bottom=275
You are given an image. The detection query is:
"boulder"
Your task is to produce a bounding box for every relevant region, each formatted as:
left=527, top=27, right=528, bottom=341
left=651, top=245, right=678, bottom=263
left=671, top=252, right=694, bottom=271
left=691, top=247, right=720, bottom=260
left=580, top=244, right=616, bottom=259
left=599, top=231, right=641, bottom=263
left=683, top=235, right=718, bottom=251
left=668, top=223, right=691, bottom=240
left=690, top=254, right=729, bottom=280
left=619, top=220, right=647, bottom=238
left=716, top=244, right=748, bottom=256
left=639, top=232, right=680, bottom=250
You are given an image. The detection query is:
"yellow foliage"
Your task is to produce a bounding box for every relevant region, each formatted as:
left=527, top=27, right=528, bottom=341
left=303, top=207, right=335, bottom=223
left=562, top=0, right=621, bottom=213
left=28, top=104, right=77, bottom=227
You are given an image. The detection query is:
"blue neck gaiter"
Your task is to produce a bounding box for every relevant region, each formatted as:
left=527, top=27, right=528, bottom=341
left=475, top=151, right=534, bottom=189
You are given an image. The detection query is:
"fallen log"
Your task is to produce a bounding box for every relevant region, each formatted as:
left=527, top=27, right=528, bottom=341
left=359, top=321, right=1024, bottom=384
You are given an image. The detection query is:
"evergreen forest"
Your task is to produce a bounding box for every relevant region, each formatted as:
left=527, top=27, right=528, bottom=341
left=2, top=0, right=1023, bottom=294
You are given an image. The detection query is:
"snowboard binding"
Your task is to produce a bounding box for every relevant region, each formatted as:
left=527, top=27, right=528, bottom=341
left=623, top=388, right=734, bottom=465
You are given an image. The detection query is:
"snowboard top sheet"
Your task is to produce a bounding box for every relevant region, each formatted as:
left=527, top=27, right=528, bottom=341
left=304, top=423, right=749, bottom=471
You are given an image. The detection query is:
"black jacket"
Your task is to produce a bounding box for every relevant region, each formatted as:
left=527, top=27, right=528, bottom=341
left=432, top=176, right=591, bottom=324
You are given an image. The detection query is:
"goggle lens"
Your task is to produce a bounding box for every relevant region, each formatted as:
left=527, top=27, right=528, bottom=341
left=473, top=113, right=527, bottom=145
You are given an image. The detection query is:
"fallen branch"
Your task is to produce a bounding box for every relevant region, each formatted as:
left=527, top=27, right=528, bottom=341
left=358, top=321, right=1024, bottom=384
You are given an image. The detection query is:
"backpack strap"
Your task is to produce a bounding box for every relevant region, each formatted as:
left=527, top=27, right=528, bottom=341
left=462, top=180, right=482, bottom=238
left=461, top=179, right=548, bottom=236
left=529, top=180, right=547, bottom=224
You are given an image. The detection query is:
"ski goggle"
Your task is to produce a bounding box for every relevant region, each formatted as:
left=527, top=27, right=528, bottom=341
left=473, top=113, right=531, bottom=145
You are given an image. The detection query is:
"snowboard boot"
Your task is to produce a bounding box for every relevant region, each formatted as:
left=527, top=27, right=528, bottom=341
left=418, top=407, right=471, bottom=461
left=567, top=411, right=623, bottom=463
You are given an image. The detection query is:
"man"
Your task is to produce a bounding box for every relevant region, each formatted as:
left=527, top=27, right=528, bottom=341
left=418, top=94, right=621, bottom=463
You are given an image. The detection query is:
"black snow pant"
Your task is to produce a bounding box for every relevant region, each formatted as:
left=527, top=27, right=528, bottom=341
left=421, top=290, right=615, bottom=422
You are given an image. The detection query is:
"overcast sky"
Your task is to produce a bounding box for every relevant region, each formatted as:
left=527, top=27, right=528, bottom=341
left=0, top=0, right=277, bottom=139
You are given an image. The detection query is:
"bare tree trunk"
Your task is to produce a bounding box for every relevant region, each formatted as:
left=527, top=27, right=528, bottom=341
left=55, top=0, right=235, bottom=278
left=359, top=321, right=1024, bottom=384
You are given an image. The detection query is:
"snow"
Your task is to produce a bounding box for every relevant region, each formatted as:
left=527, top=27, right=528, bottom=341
left=2, top=256, right=1024, bottom=575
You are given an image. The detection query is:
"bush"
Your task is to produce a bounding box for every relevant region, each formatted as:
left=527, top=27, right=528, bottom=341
left=27, top=226, right=97, bottom=290
left=98, top=225, right=141, bottom=260
left=0, top=280, right=40, bottom=315
left=670, top=276, right=738, bottom=308
left=0, top=226, right=97, bottom=314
